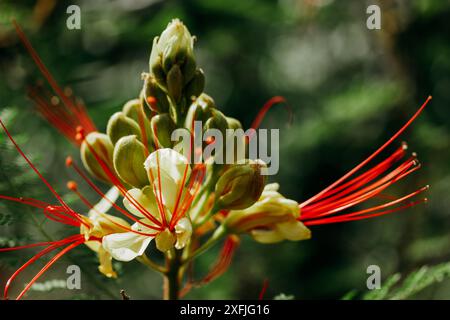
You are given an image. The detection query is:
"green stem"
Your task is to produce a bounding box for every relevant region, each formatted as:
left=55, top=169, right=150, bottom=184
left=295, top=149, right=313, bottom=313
left=163, top=249, right=182, bottom=300
left=137, top=254, right=166, bottom=274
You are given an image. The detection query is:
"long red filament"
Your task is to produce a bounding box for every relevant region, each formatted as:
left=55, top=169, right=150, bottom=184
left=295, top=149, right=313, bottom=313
left=300, top=96, right=432, bottom=208
left=66, top=183, right=154, bottom=236
left=4, top=234, right=83, bottom=299
left=79, top=135, right=164, bottom=228
left=16, top=239, right=84, bottom=300
left=297, top=97, right=431, bottom=226
left=13, top=21, right=96, bottom=145
left=181, top=235, right=239, bottom=297
left=247, top=96, right=293, bottom=142
left=68, top=160, right=163, bottom=232
left=302, top=157, right=419, bottom=217
left=0, top=119, right=89, bottom=228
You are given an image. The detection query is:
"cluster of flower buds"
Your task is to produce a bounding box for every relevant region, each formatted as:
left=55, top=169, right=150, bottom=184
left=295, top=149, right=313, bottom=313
left=144, top=19, right=205, bottom=124
left=76, top=19, right=302, bottom=254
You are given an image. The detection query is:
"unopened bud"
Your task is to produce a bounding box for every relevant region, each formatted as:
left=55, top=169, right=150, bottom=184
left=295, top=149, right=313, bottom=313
left=107, top=112, right=141, bottom=145
left=166, top=64, right=183, bottom=103
left=184, top=93, right=216, bottom=129
left=226, top=117, right=243, bottom=130
left=143, top=74, right=170, bottom=113
left=123, top=98, right=154, bottom=145
left=158, top=19, right=195, bottom=76
left=223, top=183, right=311, bottom=244
left=204, top=109, right=228, bottom=135
left=185, top=68, right=205, bottom=101
left=113, top=135, right=149, bottom=188
left=80, top=132, right=114, bottom=183
left=214, top=160, right=266, bottom=211
left=151, top=113, right=176, bottom=148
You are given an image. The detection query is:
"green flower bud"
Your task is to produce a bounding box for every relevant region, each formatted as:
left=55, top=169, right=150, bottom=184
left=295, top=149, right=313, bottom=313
left=214, top=160, right=267, bottom=211
left=158, top=19, right=194, bottom=75
left=113, top=135, right=149, bottom=188
left=123, top=98, right=154, bottom=146
left=143, top=74, right=170, bottom=113
left=81, top=132, right=114, bottom=183
left=204, top=109, right=228, bottom=135
left=184, top=93, right=216, bottom=128
left=107, top=112, right=141, bottom=145
left=185, top=68, right=205, bottom=102
left=122, top=99, right=142, bottom=122
left=223, top=183, right=311, bottom=244
left=149, top=37, right=165, bottom=85
left=139, top=89, right=154, bottom=121
left=226, top=117, right=243, bottom=130
left=181, top=54, right=197, bottom=85
left=151, top=113, right=176, bottom=148
left=166, top=64, right=183, bottom=103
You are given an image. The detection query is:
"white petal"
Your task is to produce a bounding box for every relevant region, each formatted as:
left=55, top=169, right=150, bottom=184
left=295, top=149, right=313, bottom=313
left=84, top=240, right=101, bottom=253
left=250, top=229, right=284, bottom=244
left=144, top=148, right=191, bottom=184
left=152, top=170, right=191, bottom=215
left=98, top=246, right=117, bottom=278
left=123, top=186, right=160, bottom=219
left=275, top=221, right=311, bottom=241
left=131, top=219, right=158, bottom=233
left=102, top=232, right=153, bottom=262
left=175, top=217, right=192, bottom=249
left=264, top=183, right=280, bottom=192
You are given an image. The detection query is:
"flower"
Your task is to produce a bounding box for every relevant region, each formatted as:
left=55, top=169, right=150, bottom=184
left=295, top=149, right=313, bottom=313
left=0, top=119, right=151, bottom=298
left=224, top=183, right=311, bottom=243
left=79, top=186, right=130, bottom=278
left=4, top=19, right=432, bottom=301
left=102, top=148, right=195, bottom=260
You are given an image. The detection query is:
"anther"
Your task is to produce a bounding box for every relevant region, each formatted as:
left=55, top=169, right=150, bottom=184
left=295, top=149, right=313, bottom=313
left=147, top=96, right=157, bottom=106
left=50, top=96, right=60, bottom=106
left=67, top=181, right=78, bottom=191
left=65, top=156, right=73, bottom=167
left=401, top=141, right=408, bottom=150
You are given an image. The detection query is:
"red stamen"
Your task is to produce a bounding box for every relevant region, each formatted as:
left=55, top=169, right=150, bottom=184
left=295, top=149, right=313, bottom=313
left=67, top=159, right=163, bottom=232
left=258, top=279, right=269, bottom=300
left=80, top=135, right=164, bottom=228
left=302, top=156, right=419, bottom=217
left=13, top=21, right=96, bottom=145
left=0, top=119, right=89, bottom=228
left=300, top=96, right=431, bottom=208
left=247, top=96, right=293, bottom=142
left=4, top=234, right=83, bottom=299
left=181, top=235, right=239, bottom=296
left=136, top=104, right=150, bottom=156
left=15, top=238, right=84, bottom=300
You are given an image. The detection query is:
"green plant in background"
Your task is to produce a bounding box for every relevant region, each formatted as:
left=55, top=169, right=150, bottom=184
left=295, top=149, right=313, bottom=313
left=341, top=261, right=450, bottom=300
left=0, top=18, right=435, bottom=300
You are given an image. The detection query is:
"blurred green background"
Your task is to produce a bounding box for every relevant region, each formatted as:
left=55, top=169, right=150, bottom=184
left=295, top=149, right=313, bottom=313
left=0, top=0, right=449, bottom=299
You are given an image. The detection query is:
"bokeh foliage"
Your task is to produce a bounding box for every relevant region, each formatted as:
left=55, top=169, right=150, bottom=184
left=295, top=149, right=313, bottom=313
left=0, top=0, right=449, bottom=299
